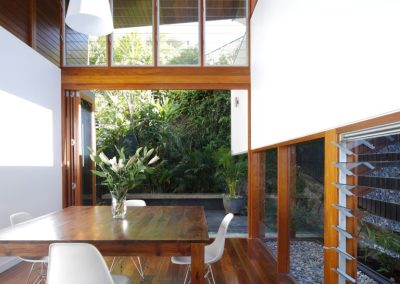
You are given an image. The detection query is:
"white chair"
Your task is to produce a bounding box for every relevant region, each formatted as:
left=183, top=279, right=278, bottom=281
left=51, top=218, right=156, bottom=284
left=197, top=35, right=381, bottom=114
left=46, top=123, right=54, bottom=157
left=171, top=213, right=234, bottom=284
left=110, top=199, right=146, bottom=279
left=10, top=212, right=48, bottom=284
left=47, top=243, right=131, bottom=284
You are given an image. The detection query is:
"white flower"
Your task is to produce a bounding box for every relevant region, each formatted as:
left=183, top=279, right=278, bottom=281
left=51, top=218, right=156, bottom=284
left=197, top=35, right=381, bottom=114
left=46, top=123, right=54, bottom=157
left=99, top=152, right=110, bottom=165
left=148, top=155, right=160, bottom=165
left=118, top=157, right=124, bottom=169
left=110, top=157, right=120, bottom=173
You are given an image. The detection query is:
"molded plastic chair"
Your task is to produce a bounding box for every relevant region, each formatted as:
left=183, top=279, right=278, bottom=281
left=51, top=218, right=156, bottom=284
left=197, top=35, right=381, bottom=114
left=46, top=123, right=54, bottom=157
left=10, top=212, right=48, bottom=284
left=47, top=243, right=131, bottom=284
left=110, top=199, right=146, bottom=279
left=171, top=213, right=234, bottom=284
left=125, top=199, right=146, bottom=207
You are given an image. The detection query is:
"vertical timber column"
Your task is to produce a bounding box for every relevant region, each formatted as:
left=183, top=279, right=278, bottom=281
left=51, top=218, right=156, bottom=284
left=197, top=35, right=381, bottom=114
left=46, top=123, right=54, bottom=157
left=249, top=151, right=266, bottom=238
left=324, top=130, right=339, bottom=283
left=277, top=145, right=295, bottom=274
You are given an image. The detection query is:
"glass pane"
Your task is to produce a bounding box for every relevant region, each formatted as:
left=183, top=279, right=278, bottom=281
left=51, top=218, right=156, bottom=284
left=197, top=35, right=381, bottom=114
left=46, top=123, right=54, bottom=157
left=355, top=133, right=400, bottom=283
left=80, top=99, right=94, bottom=205
left=205, top=0, right=247, bottom=66
left=290, top=139, right=324, bottom=284
left=64, top=0, right=107, bottom=66
left=112, top=0, right=153, bottom=65
left=264, top=149, right=277, bottom=257
left=158, top=0, right=199, bottom=65
left=294, top=139, right=324, bottom=237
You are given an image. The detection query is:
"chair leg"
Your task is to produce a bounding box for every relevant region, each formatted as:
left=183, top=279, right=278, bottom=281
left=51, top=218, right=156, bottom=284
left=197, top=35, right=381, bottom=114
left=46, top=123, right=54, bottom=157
left=209, top=264, right=216, bottom=284
left=26, top=262, right=36, bottom=284
left=110, top=256, right=119, bottom=272
left=183, top=264, right=190, bottom=284
left=39, top=262, right=47, bottom=283
left=130, top=256, right=144, bottom=280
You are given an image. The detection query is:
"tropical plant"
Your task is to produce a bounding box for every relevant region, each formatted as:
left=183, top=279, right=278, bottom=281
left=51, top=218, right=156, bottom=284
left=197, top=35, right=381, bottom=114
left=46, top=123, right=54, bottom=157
left=359, top=222, right=400, bottom=275
left=90, top=146, right=159, bottom=202
left=94, top=90, right=234, bottom=195
left=215, top=147, right=247, bottom=198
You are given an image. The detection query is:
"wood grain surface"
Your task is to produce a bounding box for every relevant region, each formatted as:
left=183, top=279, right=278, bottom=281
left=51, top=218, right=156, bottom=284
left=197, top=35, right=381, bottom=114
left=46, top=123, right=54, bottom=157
left=0, top=238, right=295, bottom=284
left=0, top=206, right=209, bottom=283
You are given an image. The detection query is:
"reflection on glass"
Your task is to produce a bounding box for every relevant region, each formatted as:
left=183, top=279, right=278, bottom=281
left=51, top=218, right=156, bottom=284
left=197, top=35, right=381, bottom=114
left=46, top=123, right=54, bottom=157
left=158, top=0, right=200, bottom=65
left=112, top=0, right=153, bottom=65
left=352, top=133, right=400, bottom=283
left=264, top=149, right=277, bottom=257
left=205, top=0, right=247, bottom=66
left=294, top=139, right=324, bottom=237
left=290, top=139, right=324, bottom=283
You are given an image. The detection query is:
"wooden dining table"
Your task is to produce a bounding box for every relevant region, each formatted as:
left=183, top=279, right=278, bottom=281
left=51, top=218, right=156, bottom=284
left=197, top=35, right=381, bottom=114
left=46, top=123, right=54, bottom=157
left=0, top=206, right=209, bottom=284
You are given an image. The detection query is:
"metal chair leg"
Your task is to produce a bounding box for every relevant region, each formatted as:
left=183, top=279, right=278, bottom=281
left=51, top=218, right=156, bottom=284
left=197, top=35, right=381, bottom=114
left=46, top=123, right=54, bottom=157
left=183, top=264, right=190, bottom=284
left=209, top=264, right=216, bottom=284
left=30, top=262, right=47, bottom=284
left=130, top=256, right=144, bottom=280
left=110, top=256, right=119, bottom=272
left=26, top=262, right=36, bottom=284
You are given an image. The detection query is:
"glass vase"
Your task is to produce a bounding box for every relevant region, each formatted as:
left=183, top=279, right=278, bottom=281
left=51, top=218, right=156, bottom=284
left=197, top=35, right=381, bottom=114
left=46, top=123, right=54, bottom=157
left=111, top=193, right=127, bottom=219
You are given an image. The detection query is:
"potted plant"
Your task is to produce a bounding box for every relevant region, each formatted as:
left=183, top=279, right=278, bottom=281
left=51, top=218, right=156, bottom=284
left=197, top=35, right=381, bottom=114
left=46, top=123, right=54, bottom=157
left=90, top=146, right=159, bottom=219
left=215, top=147, right=247, bottom=214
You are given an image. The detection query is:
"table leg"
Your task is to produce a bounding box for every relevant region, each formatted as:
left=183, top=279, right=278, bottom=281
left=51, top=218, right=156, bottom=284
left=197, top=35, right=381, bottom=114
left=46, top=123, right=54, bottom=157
left=191, top=243, right=205, bottom=284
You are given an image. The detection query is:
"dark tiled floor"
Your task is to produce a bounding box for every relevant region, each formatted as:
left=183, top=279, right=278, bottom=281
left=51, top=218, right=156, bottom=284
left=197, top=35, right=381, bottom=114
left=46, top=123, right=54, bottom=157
left=205, top=210, right=248, bottom=235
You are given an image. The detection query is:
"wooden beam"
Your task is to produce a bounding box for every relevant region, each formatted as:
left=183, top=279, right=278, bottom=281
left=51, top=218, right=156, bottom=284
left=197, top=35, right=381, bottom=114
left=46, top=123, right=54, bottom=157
left=247, top=87, right=254, bottom=238
left=251, top=132, right=325, bottom=153
left=249, top=151, right=266, bottom=238
left=323, top=130, right=339, bottom=283
left=153, top=0, right=158, bottom=66
left=277, top=146, right=295, bottom=274
left=200, top=0, right=204, bottom=66
left=107, top=35, right=111, bottom=66
left=337, top=111, right=400, bottom=134
left=61, top=66, right=250, bottom=90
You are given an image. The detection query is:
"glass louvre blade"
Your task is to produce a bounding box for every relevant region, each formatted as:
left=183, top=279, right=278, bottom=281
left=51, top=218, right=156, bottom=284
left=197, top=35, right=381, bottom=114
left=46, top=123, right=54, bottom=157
left=339, top=124, right=400, bottom=283
left=324, top=246, right=355, bottom=260
left=332, top=268, right=356, bottom=283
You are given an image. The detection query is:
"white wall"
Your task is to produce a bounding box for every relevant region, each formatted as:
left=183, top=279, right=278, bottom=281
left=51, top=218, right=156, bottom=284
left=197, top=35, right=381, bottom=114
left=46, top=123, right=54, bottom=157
left=0, top=27, right=62, bottom=272
left=251, top=0, right=400, bottom=149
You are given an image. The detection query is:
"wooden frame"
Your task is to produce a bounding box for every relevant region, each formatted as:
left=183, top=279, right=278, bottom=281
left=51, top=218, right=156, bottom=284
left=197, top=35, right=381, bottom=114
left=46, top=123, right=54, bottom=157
left=324, top=129, right=339, bottom=283
left=276, top=145, right=295, bottom=274
left=61, top=66, right=250, bottom=90
left=60, top=0, right=250, bottom=69
left=248, top=151, right=265, bottom=238
left=79, top=92, right=97, bottom=206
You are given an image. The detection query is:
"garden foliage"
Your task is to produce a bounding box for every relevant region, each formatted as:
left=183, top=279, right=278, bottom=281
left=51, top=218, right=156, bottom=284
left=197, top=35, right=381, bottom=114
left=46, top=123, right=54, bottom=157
left=94, top=89, right=244, bottom=195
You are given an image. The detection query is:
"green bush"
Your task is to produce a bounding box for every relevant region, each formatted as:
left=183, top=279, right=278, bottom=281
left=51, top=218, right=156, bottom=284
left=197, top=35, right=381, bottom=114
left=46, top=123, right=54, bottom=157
left=94, top=89, right=243, bottom=195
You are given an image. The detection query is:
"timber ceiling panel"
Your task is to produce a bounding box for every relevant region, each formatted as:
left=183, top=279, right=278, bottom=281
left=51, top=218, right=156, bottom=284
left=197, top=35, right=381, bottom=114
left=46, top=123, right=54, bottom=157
left=36, top=0, right=60, bottom=65
left=0, top=0, right=29, bottom=43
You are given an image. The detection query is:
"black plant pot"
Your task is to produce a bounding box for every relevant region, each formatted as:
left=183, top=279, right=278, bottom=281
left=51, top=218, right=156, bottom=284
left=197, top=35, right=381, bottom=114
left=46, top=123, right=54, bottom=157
left=223, top=196, right=244, bottom=214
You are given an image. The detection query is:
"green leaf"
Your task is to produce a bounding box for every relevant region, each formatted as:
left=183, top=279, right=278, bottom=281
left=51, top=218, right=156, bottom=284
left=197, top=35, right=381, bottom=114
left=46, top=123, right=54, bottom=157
left=92, top=170, right=107, bottom=177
